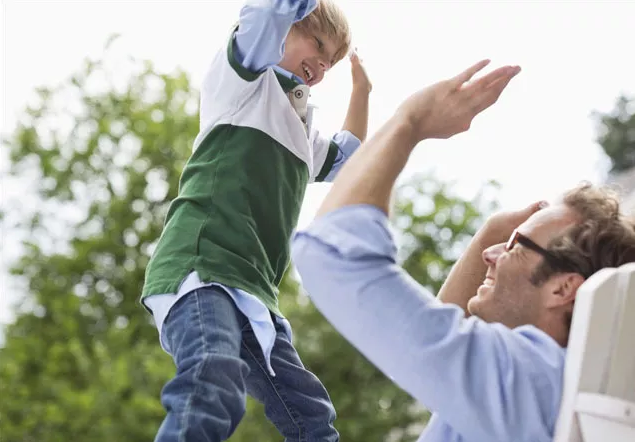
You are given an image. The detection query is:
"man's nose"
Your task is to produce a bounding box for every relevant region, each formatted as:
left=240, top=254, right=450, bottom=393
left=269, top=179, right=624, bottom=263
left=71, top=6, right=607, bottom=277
left=482, top=243, right=506, bottom=267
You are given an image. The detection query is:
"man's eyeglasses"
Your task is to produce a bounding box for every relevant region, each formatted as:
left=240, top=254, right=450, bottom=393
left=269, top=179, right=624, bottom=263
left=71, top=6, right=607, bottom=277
left=505, top=229, right=578, bottom=274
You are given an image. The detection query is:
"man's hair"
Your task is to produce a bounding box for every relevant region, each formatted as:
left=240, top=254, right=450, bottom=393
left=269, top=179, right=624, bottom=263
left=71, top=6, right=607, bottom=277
left=531, top=182, right=635, bottom=286
left=292, top=0, right=352, bottom=65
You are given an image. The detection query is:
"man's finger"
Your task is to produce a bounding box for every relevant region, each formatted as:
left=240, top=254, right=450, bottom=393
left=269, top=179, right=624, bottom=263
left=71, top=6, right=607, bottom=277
left=522, top=200, right=549, bottom=216
left=468, top=65, right=519, bottom=92
left=473, top=67, right=520, bottom=113
left=450, top=59, right=491, bottom=87
left=510, top=200, right=548, bottom=225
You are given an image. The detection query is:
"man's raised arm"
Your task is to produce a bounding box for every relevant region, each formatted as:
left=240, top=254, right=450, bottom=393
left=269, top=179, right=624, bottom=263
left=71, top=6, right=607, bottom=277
left=290, top=62, right=567, bottom=441
left=316, top=60, right=519, bottom=216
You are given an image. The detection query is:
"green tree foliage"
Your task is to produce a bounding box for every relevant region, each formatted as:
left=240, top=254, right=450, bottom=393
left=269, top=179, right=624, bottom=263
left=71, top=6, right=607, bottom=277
left=594, top=95, right=635, bottom=173
left=0, top=46, right=496, bottom=442
left=394, top=178, right=499, bottom=292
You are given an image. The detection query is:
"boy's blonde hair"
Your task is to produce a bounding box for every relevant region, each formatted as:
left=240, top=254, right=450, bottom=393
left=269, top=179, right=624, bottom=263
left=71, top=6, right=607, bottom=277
left=292, top=0, right=352, bottom=65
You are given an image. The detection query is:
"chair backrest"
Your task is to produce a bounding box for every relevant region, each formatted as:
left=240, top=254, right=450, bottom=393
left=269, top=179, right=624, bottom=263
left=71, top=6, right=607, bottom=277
left=553, top=263, right=635, bottom=442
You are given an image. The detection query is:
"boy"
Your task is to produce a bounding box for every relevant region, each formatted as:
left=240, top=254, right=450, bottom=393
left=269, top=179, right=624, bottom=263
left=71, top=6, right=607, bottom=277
left=141, top=0, right=371, bottom=440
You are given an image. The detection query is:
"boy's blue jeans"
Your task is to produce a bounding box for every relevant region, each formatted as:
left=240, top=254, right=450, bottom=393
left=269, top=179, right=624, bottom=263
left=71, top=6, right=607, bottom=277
left=154, top=285, right=339, bottom=442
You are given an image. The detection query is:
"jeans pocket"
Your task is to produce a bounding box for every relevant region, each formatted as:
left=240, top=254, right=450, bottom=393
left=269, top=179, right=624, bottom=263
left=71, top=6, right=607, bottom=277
left=160, top=291, right=197, bottom=356
left=160, top=320, right=172, bottom=354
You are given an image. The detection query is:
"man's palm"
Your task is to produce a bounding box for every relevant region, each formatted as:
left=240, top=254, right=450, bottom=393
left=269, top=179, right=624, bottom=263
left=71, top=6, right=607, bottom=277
left=399, top=60, right=521, bottom=142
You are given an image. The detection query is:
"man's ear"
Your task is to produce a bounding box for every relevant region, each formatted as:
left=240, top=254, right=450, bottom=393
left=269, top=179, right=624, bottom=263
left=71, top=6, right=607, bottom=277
left=545, top=272, right=586, bottom=308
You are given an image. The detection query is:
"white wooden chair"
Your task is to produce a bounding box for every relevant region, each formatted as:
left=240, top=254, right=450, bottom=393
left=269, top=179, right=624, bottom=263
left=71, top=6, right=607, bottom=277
left=553, top=263, right=635, bottom=441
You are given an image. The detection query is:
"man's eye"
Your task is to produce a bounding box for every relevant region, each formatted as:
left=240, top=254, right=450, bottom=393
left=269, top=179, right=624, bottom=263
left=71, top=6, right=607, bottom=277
left=509, top=244, right=523, bottom=255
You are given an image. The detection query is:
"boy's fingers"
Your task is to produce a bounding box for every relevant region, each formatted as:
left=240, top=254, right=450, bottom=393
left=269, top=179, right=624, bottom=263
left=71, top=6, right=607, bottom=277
left=350, top=50, right=363, bottom=65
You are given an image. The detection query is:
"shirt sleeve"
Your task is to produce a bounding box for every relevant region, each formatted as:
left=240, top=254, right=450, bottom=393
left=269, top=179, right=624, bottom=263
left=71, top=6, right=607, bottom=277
left=290, top=205, right=566, bottom=441
left=311, top=130, right=362, bottom=183
left=233, top=0, right=318, bottom=74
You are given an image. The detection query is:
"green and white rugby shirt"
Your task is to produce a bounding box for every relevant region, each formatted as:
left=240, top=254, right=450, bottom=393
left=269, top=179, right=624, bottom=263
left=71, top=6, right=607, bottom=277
left=141, top=30, right=354, bottom=316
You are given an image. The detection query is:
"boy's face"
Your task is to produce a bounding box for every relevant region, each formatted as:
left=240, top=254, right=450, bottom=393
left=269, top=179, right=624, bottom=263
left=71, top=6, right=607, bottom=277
left=279, top=29, right=340, bottom=87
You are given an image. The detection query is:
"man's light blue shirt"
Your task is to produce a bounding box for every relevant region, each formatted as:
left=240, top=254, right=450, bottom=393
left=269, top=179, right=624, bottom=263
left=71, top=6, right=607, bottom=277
left=291, top=205, right=567, bottom=442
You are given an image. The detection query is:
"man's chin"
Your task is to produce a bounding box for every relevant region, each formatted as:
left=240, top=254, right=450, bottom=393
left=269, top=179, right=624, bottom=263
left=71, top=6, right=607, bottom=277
left=467, top=294, right=493, bottom=321
left=477, top=282, right=495, bottom=296
left=466, top=296, right=480, bottom=317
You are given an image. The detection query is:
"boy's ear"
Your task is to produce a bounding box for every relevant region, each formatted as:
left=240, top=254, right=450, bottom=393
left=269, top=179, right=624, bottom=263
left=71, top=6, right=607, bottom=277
left=545, top=272, right=585, bottom=308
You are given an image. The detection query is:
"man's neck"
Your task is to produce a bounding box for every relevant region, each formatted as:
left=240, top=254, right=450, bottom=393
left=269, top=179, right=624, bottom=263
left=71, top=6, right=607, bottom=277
left=536, top=314, right=569, bottom=348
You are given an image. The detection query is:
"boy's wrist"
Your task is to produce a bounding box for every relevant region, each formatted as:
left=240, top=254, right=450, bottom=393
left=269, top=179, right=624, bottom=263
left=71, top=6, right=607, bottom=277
left=351, top=83, right=372, bottom=95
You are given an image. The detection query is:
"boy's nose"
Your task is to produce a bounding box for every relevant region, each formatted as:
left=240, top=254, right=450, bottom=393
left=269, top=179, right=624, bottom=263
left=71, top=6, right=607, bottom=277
left=318, top=59, right=331, bottom=72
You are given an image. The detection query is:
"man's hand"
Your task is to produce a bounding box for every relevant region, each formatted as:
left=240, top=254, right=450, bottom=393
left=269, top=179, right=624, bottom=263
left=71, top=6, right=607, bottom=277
left=319, top=58, right=519, bottom=217
left=437, top=200, right=547, bottom=314
left=350, top=50, right=372, bottom=94
left=482, top=200, right=549, bottom=245
left=396, top=60, right=521, bottom=142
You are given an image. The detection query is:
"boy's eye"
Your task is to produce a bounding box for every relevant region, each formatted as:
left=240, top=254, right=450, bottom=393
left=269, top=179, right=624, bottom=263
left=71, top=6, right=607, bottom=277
left=314, top=37, right=324, bottom=51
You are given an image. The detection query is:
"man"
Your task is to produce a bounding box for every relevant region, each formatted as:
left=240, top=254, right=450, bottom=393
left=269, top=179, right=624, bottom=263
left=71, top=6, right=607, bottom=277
left=290, top=59, right=635, bottom=441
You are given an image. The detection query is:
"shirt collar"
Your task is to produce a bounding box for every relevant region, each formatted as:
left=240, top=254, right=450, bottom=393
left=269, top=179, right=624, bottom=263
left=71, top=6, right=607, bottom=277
left=273, top=65, right=305, bottom=92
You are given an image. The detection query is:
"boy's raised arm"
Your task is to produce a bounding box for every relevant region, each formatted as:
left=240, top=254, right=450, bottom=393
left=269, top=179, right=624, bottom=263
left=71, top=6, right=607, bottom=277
left=341, top=51, right=371, bottom=142
left=313, top=52, right=371, bottom=183
left=234, top=0, right=318, bottom=73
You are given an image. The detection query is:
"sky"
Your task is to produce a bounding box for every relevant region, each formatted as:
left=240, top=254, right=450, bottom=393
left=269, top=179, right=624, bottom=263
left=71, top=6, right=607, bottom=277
left=2, top=0, right=634, bottom=329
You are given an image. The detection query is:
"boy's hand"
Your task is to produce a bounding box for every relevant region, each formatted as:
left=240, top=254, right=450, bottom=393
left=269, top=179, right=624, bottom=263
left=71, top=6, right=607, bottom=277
left=396, top=60, right=520, bottom=142
left=350, top=50, right=372, bottom=94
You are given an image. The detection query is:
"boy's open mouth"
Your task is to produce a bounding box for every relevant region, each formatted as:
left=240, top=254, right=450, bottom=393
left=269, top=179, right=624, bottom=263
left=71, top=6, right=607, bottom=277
left=301, top=62, right=314, bottom=84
